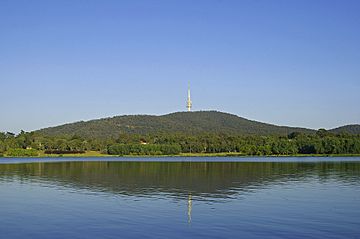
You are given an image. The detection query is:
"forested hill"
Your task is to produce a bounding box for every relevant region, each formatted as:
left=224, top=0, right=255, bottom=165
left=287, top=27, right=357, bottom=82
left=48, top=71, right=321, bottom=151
left=36, top=111, right=316, bottom=138
left=329, top=125, right=360, bottom=135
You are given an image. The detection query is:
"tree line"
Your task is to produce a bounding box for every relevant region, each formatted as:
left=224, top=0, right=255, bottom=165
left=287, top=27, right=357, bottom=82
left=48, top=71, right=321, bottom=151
left=0, top=129, right=360, bottom=157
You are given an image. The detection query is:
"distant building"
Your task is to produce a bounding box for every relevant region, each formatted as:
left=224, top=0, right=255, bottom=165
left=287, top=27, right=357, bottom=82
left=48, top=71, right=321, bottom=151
left=140, top=139, right=148, bottom=145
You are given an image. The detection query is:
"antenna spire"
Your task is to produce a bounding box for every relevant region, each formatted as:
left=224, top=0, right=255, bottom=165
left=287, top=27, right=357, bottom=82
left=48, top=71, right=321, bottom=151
left=187, top=82, right=192, bottom=112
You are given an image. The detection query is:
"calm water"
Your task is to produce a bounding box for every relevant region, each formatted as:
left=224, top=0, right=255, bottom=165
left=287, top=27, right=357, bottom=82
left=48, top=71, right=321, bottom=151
left=0, top=157, right=359, bottom=239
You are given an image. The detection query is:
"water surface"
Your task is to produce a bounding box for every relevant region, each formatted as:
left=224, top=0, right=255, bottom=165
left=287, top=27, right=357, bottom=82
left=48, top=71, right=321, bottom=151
left=0, top=157, right=359, bottom=238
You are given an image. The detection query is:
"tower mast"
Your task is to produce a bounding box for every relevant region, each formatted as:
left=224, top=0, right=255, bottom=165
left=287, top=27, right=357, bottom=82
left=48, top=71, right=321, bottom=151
left=187, top=83, right=192, bottom=112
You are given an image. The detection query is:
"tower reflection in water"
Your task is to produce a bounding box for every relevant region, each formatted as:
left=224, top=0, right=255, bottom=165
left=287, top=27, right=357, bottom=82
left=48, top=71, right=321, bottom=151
left=188, top=193, right=192, bottom=224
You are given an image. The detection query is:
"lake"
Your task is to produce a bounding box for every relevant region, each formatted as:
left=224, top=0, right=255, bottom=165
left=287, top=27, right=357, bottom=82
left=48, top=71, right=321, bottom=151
left=0, top=157, right=359, bottom=239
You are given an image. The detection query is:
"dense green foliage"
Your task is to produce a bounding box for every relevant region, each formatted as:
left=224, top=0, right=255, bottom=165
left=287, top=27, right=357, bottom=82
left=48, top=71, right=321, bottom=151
left=1, top=128, right=360, bottom=156
left=108, top=144, right=181, bottom=155
left=36, top=111, right=317, bottom=138
left=6, top=148, right=39, bottom=157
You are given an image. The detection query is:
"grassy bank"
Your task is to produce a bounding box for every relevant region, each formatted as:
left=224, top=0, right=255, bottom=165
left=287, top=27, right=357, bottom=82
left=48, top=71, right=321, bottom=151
left=180, top=152, right=360, bottom=157
left=1, top=150, right=360, bottom=158
left=2, top=150, right=108, bottom=158
left=38, top=151, right=110, bottom=157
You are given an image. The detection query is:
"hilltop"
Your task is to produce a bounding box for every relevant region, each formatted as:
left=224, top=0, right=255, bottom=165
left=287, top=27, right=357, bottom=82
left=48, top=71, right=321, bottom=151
left=36, top=111, right=317, bottom=138
left=329, top=124, right=360, bottom=135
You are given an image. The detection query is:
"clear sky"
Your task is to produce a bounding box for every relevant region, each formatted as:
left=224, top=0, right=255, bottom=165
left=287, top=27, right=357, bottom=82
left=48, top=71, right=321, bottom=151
left=1, top=0, right=359, bottom=133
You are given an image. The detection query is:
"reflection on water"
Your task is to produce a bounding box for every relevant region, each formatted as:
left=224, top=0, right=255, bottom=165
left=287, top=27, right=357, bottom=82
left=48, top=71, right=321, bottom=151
left=188, top=193, right=192, bottom=224
left=1, top=161, right=359, bottom=199
left=0, top=159, right=360, bottom=239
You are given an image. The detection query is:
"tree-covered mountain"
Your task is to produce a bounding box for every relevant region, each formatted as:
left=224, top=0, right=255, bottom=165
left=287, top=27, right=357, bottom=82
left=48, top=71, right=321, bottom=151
left=36, top=111, right=316, bottom=138
left=2, top=111, right=359, bottom=157
left=329, top=125, right=360, bottom=135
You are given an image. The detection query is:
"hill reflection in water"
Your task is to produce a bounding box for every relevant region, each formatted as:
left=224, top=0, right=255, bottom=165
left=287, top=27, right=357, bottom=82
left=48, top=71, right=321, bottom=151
left=1, top=161, right=359, bottom=200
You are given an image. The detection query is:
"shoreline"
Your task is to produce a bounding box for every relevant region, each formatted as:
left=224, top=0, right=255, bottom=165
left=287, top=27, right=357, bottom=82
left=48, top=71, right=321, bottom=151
left=1, top=151, right=360, bottom=159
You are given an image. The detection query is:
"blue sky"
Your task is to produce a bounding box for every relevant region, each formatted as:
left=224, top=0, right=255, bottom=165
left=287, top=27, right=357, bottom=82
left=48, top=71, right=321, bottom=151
left=1, top=0, right=359, bottom=133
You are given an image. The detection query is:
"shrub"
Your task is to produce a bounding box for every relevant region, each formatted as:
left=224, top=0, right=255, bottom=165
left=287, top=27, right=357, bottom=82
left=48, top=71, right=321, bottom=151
left=6, top=148, right=39, bottom=157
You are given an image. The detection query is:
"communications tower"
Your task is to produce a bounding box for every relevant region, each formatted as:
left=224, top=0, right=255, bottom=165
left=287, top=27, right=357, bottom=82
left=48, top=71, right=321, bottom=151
left=186, top=83, right=192, bottom=112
